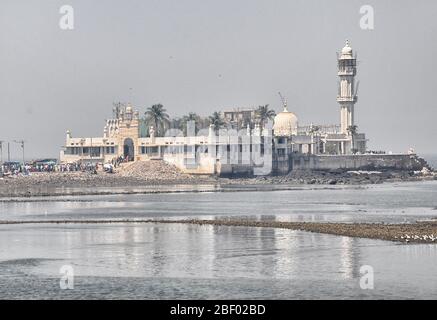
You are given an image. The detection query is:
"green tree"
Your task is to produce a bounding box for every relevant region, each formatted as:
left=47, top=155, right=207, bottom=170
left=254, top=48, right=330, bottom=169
left=169, top=117, right=182, bottom=129
left=181, top=112, right=201, bottom=135
left=209, top=111, right=225, bottom=133
left=309, top=125, right=320, bottom=135
left=347, top=125, right=358, bottom=154
left=256, top=104, right=276, bottom=128
left=144, top=104, right=170, bottom=136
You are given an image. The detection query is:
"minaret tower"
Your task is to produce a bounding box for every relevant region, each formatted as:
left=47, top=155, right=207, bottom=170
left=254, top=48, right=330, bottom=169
left=337, top=40, right=358, bottom=134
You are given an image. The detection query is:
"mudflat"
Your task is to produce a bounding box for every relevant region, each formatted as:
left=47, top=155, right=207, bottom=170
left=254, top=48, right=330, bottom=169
left=1, top=218, right=437, bottom=244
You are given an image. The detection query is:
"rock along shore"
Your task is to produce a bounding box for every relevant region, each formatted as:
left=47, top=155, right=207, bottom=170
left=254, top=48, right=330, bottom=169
left=0, top=160, right=435, bottom=198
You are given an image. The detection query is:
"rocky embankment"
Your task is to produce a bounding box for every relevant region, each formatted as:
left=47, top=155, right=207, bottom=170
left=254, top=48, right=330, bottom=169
left=248, top=167, right=437, bottom=185
left=175, top=219, right=437, bottom=244
left=0, top=160, right=435, bottom=198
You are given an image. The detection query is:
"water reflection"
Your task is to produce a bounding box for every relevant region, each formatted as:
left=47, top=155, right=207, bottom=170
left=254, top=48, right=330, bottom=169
left=1, top=181, right=437, bottom=298
left=339, top=237, right=361, bottom=280
left=2, top=181, right=437, bottom=224
left=1, top=222, right=437, bottom=299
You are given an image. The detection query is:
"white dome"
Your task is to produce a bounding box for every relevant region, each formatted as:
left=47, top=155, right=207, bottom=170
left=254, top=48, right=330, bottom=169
left=273, top=106, right=298, bottom=136
left=341, top=40, right=353, bottom=58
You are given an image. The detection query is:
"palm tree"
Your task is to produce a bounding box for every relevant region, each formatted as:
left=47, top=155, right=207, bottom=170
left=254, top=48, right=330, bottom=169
left=309, top=124, right=320, bottom=135
left=209, top=111, right=225, bottom=133
left=256, top=104, right=276, bottom=129
left=347, top=125, right=358, bottom=134
left=198, top=116, right=210, bottom=131
left=347, top=125, right=358, bottom=154
left=169, top=117, right=182, bottom=129
left=309, top=125, right=321, bottom=154
left=181, top=112, right=201, bottom=135
left=144, top=104, right=170, bottom=137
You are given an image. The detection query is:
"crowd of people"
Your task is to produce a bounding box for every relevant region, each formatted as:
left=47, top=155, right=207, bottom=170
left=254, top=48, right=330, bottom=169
left=0, top=155, right=132, bottom=178
left=0, top=162, right=25, bottom=176
left=1, top=161, right=107, bottom=177
left=111, top=155, right=128, bottom=167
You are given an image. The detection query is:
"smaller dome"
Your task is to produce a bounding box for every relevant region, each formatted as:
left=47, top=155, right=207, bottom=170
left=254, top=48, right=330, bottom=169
left=273, top=106, right=298, bottom=136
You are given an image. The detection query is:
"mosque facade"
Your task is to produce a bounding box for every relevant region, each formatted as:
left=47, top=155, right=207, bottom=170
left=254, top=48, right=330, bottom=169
left=61, top=41, right=420, bottom=175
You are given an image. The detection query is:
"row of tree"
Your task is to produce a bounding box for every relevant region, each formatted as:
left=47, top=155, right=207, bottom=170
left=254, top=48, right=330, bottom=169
left=142, top=104, right=276, bottom=137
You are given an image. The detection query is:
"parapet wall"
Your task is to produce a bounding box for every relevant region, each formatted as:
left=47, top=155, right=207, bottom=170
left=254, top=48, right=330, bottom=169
left=291, top=154, right=428, bottom=171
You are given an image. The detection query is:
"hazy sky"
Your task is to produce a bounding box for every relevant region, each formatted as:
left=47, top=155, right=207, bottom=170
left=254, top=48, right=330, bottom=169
left=1, top=0, right=436, bottom=159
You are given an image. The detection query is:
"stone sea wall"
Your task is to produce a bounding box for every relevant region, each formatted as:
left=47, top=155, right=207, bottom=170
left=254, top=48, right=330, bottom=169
left=152, top=152, right=430, bottom=176
left=291, top=154, right=429, bottom=171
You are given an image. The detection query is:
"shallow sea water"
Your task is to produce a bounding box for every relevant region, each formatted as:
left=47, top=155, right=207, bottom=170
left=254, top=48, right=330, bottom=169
left=1, top=181, right=437, bottom=299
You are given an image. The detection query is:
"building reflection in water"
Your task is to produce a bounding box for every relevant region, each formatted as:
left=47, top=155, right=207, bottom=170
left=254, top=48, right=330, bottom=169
left=271, top=227, right=298, bottom=280
left=148, top=222, right=217, bottom=279
left=207, top=214, right=300, bottom=280
left=56, top=215, right=361, bottom=283
left=339, top=236, right=361, bottom=280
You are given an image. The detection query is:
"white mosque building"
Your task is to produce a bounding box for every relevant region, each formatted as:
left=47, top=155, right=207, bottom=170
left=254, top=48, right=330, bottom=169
left=61, top=41, right=422, bottom=175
